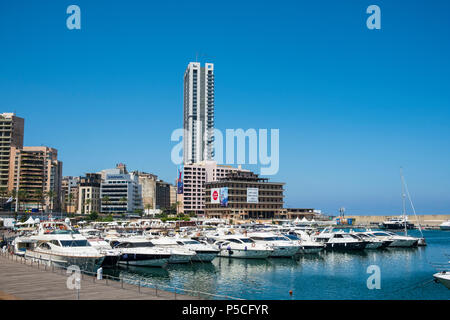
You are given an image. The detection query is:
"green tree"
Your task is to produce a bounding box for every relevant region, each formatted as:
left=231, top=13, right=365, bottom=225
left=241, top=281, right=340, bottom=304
left=45, top=190, right=56, bottom=212
left=89, top=211, right=99, bottom=221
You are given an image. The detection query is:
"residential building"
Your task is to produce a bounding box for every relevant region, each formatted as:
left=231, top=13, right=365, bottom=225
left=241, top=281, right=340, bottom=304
left=8, top=146, right=63, bottom=212
left=134, top=171, right=157, bottom=212
left=62, top=176, right=79, bottom=213
left=0, top=113, right=24, bottom=189
left=183, top=62, right=215, bottom=164
left=182, top=160, right=249, bottom=216
left=155, top=180, right=171, bottom=209
left=77, top=173, right=101, bottom=215
left=100, top=168, right=142, bottom=214
left=204, top=170, right=285, bottom=220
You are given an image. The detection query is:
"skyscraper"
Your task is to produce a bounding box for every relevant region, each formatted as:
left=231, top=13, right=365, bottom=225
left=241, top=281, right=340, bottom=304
left=183, top=62, right=215, bottom=164
left=0, top=113, right=24, bottom=189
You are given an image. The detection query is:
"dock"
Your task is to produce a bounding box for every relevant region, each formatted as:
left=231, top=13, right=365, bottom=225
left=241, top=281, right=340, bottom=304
left=0, top=253, right=200, bottom=300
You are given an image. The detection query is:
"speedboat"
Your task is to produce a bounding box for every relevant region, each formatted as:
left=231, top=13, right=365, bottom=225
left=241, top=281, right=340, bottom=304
left=440, top=220, right=450, bottom=231
left=214, top=235, right=273, bottom=259
left=247, top=232, right=300, bottom=257
left=364, top=230, right=418, bottom=248
left=21, top=221, right=105, bottom=268
left=433, top=271, right=450, bottom=289
left=313, top=228, right=366, bottom=251
left=113, top=238, right=171, bottom=267
left=147, top=237, right=196, bottom=264
left=174, top=238, right=219, bottom=262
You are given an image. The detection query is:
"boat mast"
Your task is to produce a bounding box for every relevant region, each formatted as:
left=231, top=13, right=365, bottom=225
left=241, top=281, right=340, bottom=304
left=400, top=168, right=407, bottom=236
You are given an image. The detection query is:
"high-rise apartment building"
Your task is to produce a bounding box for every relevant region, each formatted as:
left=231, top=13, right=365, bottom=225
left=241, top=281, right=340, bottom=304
left=0, top=113, right=24, bottom=189
left=62, top=176, right=80, bottom=213
left=8, top=146, right=63, bottom=212
left=183, top=62, right=215, bottom=164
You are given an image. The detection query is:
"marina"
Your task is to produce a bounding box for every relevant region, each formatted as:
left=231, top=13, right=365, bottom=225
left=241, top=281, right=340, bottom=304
left=1, top=217, right=449, bottom=300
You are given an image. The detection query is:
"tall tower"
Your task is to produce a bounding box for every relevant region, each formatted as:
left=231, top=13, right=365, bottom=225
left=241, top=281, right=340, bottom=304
left=0, top=113, right=24, bottom=188
left=183, top=62, right=214, bottom=164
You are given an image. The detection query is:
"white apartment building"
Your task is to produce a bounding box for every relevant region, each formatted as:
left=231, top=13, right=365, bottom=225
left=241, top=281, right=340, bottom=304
left=183, top=62, right=215, bottom=164
left=182, top=160, right=248, bottom=216
left=100, top=169, right=142, bottom=214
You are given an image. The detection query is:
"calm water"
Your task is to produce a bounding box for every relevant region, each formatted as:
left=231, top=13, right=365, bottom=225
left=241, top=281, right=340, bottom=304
left=104, top=230, right=450, bottom=300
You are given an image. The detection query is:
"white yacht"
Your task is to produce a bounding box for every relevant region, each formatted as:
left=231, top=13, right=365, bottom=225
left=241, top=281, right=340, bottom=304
left=147, top=237, right=196, bottom=263
left=247, top=232, right=300, bottom=257
left=86, top=238, right=121, bottom=267
left=349, top=230, right=390, bottom=249
left=112, top=238, right=171, bottom=267
left=439, top=220, right=450, bottom=231
left=214, top=235, right=273, bottom=259
left=285, top=231, right=325, bottom=254
left=433, top=271, right=450, bottom=289
left=313, top=228, right=367, bottom=251
left=364, top=230, right=418, bottom=248
left=18, top=221, right=105, bottom=268
left=174, top=238, right=219, bottom=262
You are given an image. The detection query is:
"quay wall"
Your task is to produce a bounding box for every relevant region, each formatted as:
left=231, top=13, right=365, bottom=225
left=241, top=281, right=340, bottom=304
left=344, top=214, right=450, bottom=226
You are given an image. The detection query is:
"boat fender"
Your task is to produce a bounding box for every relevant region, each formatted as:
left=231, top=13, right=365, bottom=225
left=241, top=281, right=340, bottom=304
left=251, top=243, right=256, bottom=248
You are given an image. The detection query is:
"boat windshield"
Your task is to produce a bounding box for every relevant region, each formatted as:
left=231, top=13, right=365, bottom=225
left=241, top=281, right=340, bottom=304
left=285, top=234, right=299, bottom=240
left=180, top=240, right=200, bottom=245
left=239, top=238, right=254, bottom=243
left=59, top=240, right=90, bottom=247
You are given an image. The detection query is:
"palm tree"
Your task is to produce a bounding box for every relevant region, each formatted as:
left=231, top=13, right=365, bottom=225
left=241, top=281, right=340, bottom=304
left=119, top=196, right=127, bottom=214
left=85, top=198, right=91, bottom=214
left=35, top=189, right=45, bottom=212
left=66, top=193, right=74, bottom=213
left=101, top=196, right=110, bottom=214
left=17, top=189, right=29, bottom=212
left=144, top=203, right=153, bottom=216
left=45, top=190, right=56, bottom=212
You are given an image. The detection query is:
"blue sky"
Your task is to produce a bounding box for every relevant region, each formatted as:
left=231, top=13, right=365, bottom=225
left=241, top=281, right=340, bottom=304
left=1, top=0, right=449, bottom=215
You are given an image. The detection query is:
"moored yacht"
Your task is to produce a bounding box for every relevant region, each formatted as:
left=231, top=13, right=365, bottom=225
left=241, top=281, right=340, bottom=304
left=285, top=231, right=325, bottom=254
left=433, top=271, right=450, bottom=289
left=364, top=230, right=419, bottom=248
left=247, top=232, right=300, bottom=257
left=214, top=235, right=273, bottom=259
left=20, top=221, right=105, bottom=268
left=313, top=228, right=367, bottom=251
left=147, top=237, right=196, bottom=263
left=440, top=220, right=450, bottom=231
left=174, top=238, right=219, bottom=262
left=113, top=238, right=171, bottom=267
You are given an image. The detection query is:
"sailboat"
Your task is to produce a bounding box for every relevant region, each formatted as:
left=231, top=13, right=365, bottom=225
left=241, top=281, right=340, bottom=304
left=399, top=168, right=427, bottom=246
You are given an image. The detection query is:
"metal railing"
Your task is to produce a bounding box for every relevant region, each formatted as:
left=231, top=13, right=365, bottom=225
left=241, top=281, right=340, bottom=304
left=0, top=250, right=243, bottom=300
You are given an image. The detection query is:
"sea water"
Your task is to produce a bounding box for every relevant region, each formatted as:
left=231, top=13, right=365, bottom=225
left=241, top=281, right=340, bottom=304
left=104, top=230, right=450, bottom=299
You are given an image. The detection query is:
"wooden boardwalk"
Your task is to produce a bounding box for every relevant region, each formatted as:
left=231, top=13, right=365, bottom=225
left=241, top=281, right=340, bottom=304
left=0, top=254, right=199, bottom=300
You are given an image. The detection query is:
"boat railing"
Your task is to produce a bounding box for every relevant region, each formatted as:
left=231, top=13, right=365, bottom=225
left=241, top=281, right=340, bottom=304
left=0, top=249, right=244, bottom=300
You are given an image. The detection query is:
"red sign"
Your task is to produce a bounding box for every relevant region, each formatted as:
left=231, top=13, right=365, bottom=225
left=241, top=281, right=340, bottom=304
left=212, top=190, right=218, bottom=201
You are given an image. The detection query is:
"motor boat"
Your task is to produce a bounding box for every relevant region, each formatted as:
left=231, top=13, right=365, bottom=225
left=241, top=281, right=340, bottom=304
left=86, top=238, right=120, bottom=267
left=146, top=237, right=196, bottom=264
left=213, top=235, right=273, bottom=259
left=440, top=220, right=450, bottom=231
left=112, top=238, right=171, bottom=267
left=364, top=230, right=419, bottom=248
left=246, top=232, right=300, bottom=257
left=313, top=228, right=367, bottom=251
left=379, top=216, right=415, bottom=230
left=433, top=271, right=450, bottom=289
left=285, top=231, right=325, bottom=254
left=174, top=238, right=219, bottom=262
left=349, top=231, right=390, bottom=249
left=19, top=221, right=105, bottom=268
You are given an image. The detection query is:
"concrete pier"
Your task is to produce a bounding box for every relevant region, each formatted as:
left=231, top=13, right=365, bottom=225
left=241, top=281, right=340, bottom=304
left=0, top=253, right=200, bottom=300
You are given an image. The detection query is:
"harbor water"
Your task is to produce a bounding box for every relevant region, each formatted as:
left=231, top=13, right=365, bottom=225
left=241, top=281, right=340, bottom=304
left=104, top=230, right=450, bottom=300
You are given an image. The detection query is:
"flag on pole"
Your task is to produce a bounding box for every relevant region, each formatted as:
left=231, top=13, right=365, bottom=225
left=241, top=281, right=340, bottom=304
left=177, top=167, right=183, bottom=194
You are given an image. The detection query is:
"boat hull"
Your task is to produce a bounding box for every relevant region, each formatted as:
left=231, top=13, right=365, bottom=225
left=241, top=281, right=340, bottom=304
left=218, top=249, right=271, bottom=259
left=25, top=250, right=104, bottom=268
left=324, top=242, right=366, bottom=251
left=119, top=253, right=170, bottom=267
left=433, top=272, right=450, bottom=289
left=191, top=251, right=219, bottom=262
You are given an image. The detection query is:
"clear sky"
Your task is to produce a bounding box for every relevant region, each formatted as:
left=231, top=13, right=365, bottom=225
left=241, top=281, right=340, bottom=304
left=1, top=0, right=449, bottom=215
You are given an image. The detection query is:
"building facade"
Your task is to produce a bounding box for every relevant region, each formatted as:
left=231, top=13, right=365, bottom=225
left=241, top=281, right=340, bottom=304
left=77, top=173, right=101, bottom=215
left=100, top=169, right=142, bottom=214
left=183, top=62, right=215, bottom=164
left=135, top=171, right=157, bottom=211
left=8, top=146, right=63, bottom=212
left=0, top=113, right=24, bottom=190
left=204, top=171, right=285, bottom=220
left=182, top=160, right=249, bottom=216
left=62, top=176, right=80, bottom=214
left=155, top=180, right=171, bottom=209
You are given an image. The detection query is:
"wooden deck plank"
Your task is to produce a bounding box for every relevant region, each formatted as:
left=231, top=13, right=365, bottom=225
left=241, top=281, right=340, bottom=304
left=0, top=254, right=199, bottom=300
